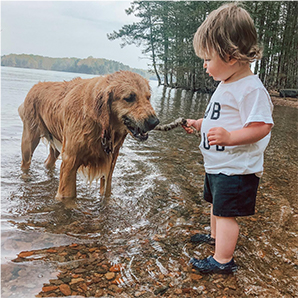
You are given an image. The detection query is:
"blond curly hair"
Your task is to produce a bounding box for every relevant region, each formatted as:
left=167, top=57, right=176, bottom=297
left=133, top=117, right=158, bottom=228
left=193, top=3, right=262, bottom=63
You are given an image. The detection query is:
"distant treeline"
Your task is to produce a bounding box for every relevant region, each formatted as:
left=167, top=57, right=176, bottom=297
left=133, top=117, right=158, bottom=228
left=1, top=54, right=153, bottom=79
left=109, top=1, right=298, bottom=92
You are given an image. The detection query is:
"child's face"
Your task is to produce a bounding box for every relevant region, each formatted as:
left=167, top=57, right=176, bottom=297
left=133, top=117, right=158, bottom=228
left=202, top=52, right=237, bottom=82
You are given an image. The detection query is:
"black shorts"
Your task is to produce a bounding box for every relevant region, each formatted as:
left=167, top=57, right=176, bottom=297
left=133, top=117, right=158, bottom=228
left=203, top=173, right=260, bottom=217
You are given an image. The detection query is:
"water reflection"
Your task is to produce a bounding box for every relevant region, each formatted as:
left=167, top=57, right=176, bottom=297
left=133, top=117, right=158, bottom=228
left=1, top=67, right=298, bottom=297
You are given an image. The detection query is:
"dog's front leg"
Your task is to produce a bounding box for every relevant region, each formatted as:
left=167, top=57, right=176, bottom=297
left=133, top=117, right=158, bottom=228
left=56, top=155, right=78, bottom=200
left=104, top=137, right=125, bottom=197
left=100, top=177, right=106, bottom=196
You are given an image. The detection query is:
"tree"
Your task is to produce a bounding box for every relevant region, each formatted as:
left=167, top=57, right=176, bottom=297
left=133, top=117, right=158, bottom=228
left=108, top=1, right=162, bottom=84
left=109, top=1, right=297, bottom=91
left=108, top=1, right=223, bottom=91
left=1, top=54, right=150, bottom=78
left=275, top=1, right=298, bottom=89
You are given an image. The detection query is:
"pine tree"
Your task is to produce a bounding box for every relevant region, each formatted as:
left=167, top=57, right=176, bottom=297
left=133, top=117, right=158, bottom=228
left=108, top=1, right=297, bottom=91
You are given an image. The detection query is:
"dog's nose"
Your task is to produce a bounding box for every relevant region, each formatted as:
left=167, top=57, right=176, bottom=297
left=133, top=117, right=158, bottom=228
left=144, top=116, right=160, bottom=132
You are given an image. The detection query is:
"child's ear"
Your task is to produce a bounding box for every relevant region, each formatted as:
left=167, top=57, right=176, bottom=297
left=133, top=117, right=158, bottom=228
left=227, top=56, right=238, bottom=65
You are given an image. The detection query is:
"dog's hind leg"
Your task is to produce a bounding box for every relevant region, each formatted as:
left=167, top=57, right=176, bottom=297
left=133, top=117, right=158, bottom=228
left=45, top=146, right=60, bottom=169
left=20, top=126, right=40, bottom=171
left=19, top=105, right=41, bottom=171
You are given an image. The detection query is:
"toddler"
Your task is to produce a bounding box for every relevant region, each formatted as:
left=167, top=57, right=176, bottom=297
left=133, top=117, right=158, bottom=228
left=184, top=3, right=274, bottom=274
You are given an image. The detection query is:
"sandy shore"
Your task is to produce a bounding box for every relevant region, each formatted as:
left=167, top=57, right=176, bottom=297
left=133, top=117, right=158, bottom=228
left=269, top=92, right=298, bottom=108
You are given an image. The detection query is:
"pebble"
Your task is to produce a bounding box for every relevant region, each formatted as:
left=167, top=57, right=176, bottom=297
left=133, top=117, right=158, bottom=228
left=74, top=268, right=87, bottom=274
left=59, top=284, right=71, bottom=296
left=49, top=279, right=63, bottom=285
left=182, top=287, right=192, bottom=293
left=42, top=285, right=58, bottom=292
left=108, top=284, right=119, bottom=292
left=97, top=266, right=107, bottom=274
left=46, top=249, right=57, bottom=253
left=197, top=285, right=206, bottom=292
left=154, top=285, right=169, bottom=295
left=95, top=289, right=105, bottom=297
left=61, top=277, right=72, bottom=283
left=79, top=283, right=88, bottom=291
left=190, top=273, right=203, bottom=280
left=174, top=288, right=183, bottom=294
left=69, top=278, right=85, bottom=285
left=105, top=272, right=115, bottom=280
left=18, top=251, right=34, bottom=258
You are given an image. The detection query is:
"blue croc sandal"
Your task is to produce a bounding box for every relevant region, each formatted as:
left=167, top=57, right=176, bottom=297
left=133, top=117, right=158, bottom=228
left=190, top=233, right=215, bottom=245
left=190, top=256, right=237, bottom=274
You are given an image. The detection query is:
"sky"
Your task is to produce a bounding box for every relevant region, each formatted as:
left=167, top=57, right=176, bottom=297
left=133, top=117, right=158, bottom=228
left=1, top=1, right=150, bottom=70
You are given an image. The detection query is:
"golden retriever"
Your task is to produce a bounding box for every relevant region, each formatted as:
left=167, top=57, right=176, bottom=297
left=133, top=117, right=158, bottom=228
left=18, top=71, right=159, bottom=199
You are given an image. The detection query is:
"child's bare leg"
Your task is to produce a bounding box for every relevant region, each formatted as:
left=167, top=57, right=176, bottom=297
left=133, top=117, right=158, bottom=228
left=210, top=204, right=216, bottom=239
left=214, top=216, right=239, bottom=264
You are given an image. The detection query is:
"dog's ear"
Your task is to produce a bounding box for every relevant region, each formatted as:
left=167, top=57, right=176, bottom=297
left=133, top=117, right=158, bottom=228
left=93, top=90, right=113, bottom=139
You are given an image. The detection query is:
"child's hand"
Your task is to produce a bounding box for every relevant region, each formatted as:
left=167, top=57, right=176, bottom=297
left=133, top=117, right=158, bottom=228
left=183, top=119, right=202, bottom=134
left=207, top=127, right=231, bottom=146
left=208, top=123, right=272, bottom=146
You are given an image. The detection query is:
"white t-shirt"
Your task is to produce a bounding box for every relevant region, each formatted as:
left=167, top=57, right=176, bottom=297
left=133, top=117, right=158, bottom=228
left=200, top=75, right=274, bottom=177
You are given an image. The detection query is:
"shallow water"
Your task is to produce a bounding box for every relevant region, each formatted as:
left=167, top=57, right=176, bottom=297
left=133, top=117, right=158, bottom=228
left=1, top=66, right=297, bottom=297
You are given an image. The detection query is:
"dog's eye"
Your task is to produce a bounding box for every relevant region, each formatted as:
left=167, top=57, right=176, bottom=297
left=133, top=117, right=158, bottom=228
left=124, top=94, right=136, bottom=103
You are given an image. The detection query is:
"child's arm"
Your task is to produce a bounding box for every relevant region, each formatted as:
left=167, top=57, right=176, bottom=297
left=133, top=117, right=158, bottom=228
left=183, top=118, right=203, bottom=134
left=207, top=122, right=272, bottom=146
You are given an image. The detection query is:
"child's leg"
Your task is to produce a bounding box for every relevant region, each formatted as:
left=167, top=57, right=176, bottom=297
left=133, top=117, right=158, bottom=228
left=210, top=204, right=216, bottom=239
left=214, top=216, right=239, bottom=264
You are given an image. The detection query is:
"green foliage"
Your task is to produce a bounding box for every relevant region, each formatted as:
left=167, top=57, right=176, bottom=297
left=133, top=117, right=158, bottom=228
left=248, top=1, right=298, bottom=90
left=109, top=1, right=297, bottom=91
left=1, top=54, right=152, bottom=79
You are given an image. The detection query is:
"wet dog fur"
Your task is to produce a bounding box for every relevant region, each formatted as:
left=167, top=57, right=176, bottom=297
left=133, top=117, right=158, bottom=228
left=18, top=71, right=159, bottom=199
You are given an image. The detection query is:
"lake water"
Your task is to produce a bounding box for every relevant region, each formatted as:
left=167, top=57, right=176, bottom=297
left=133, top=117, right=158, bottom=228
left=1, top=66, right=297, bottom=297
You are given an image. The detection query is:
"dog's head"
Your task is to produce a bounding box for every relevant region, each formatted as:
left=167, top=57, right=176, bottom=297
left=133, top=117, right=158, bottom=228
left=96, top=71, right=159, bottom=142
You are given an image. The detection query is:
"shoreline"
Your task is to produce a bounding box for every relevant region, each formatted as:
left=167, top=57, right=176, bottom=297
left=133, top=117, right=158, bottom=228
left=271, top=96, right=298, bottom=108
left=269, top=91, right=298, bottom=109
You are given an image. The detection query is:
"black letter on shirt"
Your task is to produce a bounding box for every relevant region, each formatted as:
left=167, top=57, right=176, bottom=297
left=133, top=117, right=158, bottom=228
left=204, top=103, right=211, bottom=118
left=216, top=145, right=225, bottom=151
left=211, top=102, right=221, bottom=120
left=203, top=133, right=210, bottom=150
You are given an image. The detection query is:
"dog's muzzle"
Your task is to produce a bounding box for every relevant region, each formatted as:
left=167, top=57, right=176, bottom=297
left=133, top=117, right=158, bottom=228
left=123, top=115, right=159, bottom=141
